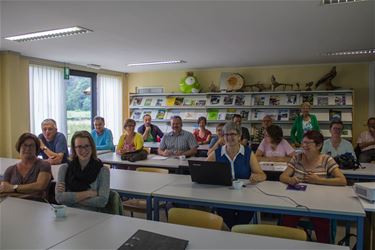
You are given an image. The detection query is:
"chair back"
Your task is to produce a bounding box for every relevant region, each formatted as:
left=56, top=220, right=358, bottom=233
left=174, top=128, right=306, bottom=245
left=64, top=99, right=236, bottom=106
left=101, top=190, right=124, bottom=215
left=136, top=167, right=168, bottom=174
left=168, top=208, right=223, bottom=230
left=232, top=224, right=307, bottom=241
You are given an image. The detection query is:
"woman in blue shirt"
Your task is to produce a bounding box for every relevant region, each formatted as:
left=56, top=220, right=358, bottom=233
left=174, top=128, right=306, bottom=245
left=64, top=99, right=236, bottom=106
left=322, top=120, right=356, bottom=158
left=207, top=122, right=266, bottom=228
left=91, top=116, right=115, bottom=151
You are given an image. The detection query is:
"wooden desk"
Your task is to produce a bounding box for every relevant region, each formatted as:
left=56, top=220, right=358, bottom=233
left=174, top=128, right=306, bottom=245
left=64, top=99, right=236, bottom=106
left=0, top=197, right=111, bottom=249
left=51, top=213, right=349, bottom=250
left=153, top=179, right=365, bottom=249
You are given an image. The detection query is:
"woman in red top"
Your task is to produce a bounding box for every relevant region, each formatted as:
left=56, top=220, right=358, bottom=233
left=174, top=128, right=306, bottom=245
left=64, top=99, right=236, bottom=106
left=193, top=116, right=212, bottom=145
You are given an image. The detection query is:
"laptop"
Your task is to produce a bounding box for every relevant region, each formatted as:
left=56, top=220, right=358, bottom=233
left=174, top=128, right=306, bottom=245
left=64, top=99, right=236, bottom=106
left=188, top=160, right=233, bottom=186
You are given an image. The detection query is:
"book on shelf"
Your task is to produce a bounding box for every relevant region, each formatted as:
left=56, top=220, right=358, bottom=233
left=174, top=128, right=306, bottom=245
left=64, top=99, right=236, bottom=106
left=341, top=111, right=352, bottom=122
left=174, top=97, right=184, bottom=106
left=289, top=109, right=300, bottom=121
left=196, top=99, right=207, bottom=106
left=131, top=110, right=142, bottom=120
left=183, top=98, right=196, bottom=106
left=223, top=95, right=234, bottom=105
left=253, top=95, right=269, bottom=106
left=143, top=97, right=153, bottom=106
left=312, top=111, right=329, bottom=121
left=155, top=98, right=165, bottom=107
left=342, top=129, right=352, bottom=138
left=286, top=94, right=298, bottom=105
left=240, top=110, right=250, bottom=120
left=277, top=109, right=289, bottom=121
left=210, top=95, right=221, bottom=105
left=181, top=111, right=197, bottom=120
left=328, top=94, right=347, bottom=106
left=142, top=110, right=154, bottom=119
left=234, top=95, right=245, bottom=106
left=218, top=111, right=226, bottom=120
left=207, top=109, right=219, bottom=120
left=301, top=94, right=314, bottom=105
left=345, top=94, right=353, bottom=105
left=155, top=109, right=166, bottom=120
left=329, top=110, right=342, bottom=121
left=166, top=97, right=176, bottom=106
left=269, top=95, right=281, bottom=106
left=334, top=95, right=346, bottom=105
left=132, top=97, right=143, bottom=106
left=225, top=108, right=237, bottom=120
left=196, top=111, right=207, bottom=119
left=165, top=110, right=180, bottom=119
left=315, top=95, right=329, bottom=106
left=117, top=229, right=188, bottom=250
left=252, top=110, right=277, bottom=121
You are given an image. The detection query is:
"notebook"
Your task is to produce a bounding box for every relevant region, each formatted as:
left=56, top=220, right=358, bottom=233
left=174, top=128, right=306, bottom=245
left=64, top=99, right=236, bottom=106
left=117, top=229, right=188, bottom=250
left=188, top=160, right=233, bottom=186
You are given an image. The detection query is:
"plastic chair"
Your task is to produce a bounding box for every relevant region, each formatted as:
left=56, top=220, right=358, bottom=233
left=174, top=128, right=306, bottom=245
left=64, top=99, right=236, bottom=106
left=122, top=167, right=168, bottom=217
left=232, top=224, right=307, bottom=241
left=168, top=208, right=224, bottom=230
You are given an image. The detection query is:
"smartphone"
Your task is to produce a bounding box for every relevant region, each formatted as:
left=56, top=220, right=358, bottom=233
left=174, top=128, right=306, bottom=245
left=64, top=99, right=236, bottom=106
left=286, top=184, right=307, bottom=191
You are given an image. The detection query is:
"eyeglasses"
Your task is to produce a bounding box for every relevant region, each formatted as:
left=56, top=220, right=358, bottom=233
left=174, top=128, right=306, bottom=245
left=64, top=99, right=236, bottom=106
left=332, top=127, right=343, bottom=131
left=301, top=141, right=315, bottom=146
left=224, top=133, right=238, bottom=137
left=21, top=143, right=36, bottom=148
left=75, top=144, right=91, bottom=150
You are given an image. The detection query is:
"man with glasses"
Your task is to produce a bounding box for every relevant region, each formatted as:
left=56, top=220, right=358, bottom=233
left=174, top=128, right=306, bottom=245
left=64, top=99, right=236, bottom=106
left=158, top=116, right=198, bottom=157
left=253, top=115, right=273, bottom=143
left=38, top=118, right=69, bottom=164
left=322, top=120, right=356, bottom=158
left=357, top=117, right=375, bottom=162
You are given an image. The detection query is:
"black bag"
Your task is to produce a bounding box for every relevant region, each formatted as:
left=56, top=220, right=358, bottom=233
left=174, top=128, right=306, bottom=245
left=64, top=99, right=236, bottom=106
left=333, top=152, right=360, bottom=170
left=121, top=149, right=148, bottom=162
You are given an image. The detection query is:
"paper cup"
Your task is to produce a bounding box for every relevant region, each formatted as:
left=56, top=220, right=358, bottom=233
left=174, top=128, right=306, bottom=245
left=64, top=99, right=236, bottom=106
left=232, top=180, right=243, bottom=190
left=53, top=205, right=66, bottom=218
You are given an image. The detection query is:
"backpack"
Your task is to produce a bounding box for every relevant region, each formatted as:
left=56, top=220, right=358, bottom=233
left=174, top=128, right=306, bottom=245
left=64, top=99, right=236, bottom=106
left=333, top=152, right=360, bottom=170
left=121, top=148, right=148, bottom=162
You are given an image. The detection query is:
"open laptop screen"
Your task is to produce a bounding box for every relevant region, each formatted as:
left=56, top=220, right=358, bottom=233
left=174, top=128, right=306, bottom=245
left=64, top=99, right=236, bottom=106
left=188, top=160, right=233, bottom=186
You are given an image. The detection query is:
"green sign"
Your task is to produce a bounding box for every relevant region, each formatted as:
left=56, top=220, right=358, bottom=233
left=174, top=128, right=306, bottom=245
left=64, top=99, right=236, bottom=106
left=64, top=67, right=70, bottom=80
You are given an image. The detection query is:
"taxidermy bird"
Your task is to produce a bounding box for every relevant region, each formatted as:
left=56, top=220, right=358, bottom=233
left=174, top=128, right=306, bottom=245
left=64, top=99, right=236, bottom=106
left=315, top=66, right=340, bottom=90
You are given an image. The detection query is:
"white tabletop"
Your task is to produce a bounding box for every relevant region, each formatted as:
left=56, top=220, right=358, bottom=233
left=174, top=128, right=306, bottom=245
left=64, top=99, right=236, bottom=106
left=341, top=163, right=375, bottom=177
left=144, top=142, right=209, bottom=151
left=154, top=179, right=365, bottom=217
left=358, top=196, right=375, bottom=212
left=0, top=157, right=20, bottom=175
left=97, top=149, right=112, bottom=155
left=51, top=213, right=348, bottom=250
left=0, top=197, right=111, bottom=249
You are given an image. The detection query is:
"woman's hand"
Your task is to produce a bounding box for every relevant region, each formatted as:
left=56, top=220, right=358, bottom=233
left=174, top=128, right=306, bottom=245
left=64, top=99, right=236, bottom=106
left=56, top=182, right=65, bottom=192
left=288, top=176, right=301, bottom=185
left=249, top=173, right=265, bottom=184
left=303, top=172, right=321, bottom=184
left=0, top=182, right=14, bottom=193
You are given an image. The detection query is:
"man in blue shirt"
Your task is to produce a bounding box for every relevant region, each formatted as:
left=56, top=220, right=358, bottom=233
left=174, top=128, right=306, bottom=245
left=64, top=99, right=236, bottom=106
left=91, top=116, right=115, bottom=151
left=38, top=118, right=69, bottom=164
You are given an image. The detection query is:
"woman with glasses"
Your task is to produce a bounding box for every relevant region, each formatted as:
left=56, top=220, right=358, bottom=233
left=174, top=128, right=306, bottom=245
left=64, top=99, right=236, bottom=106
left=322, top=120, right=356, bottom=158
left=256, top=124, right=295, bottom=162
left=207, top=122, right=266, bottom=228
left=55, top=131, right=109, bottom=211
left=279, top=130, right=346, bottom=243
left=0, top=133, right=52, bottom=201
left=290, top=102, right=320, bottom=147
left=116, top=119, right=144, bottom=155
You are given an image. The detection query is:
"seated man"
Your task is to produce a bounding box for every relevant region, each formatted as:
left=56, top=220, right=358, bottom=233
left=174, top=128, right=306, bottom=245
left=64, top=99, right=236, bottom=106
left=232, top=114, right=251, bottom=146
left=38, top=118, right=69, bottom=164
left=91, top=116, right=115, bottom=151
left=137, top=114, right=164, bottom=142
left=357, top=117, right=375, bottom=162
left=158, top=116, right=198, bottom=157
left=253, top=115, right=273, bottom=143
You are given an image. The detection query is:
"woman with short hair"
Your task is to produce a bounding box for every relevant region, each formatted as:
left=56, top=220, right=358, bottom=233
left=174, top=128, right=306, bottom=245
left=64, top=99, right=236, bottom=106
left=193, top=116, right=212, bottom=145
left=116, top=119, right=144, bottom=155
left=322, top=120, right=356, bottom=158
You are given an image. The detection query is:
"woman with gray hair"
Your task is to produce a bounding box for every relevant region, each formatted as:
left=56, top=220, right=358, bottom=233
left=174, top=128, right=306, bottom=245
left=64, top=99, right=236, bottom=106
left=207, top=122, right=266, bottom=228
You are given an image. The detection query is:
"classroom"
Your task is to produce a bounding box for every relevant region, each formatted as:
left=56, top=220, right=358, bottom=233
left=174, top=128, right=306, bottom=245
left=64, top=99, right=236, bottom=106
left=0, top=1, right=374, bottom=250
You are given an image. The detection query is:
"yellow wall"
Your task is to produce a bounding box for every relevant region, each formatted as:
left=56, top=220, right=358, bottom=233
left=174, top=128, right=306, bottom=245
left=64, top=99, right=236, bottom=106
left=127, top=63, right=369, bottom=142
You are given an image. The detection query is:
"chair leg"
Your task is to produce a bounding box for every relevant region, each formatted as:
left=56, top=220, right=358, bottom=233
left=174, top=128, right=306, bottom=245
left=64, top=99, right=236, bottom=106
left=130, top=211, right=134, bottom=217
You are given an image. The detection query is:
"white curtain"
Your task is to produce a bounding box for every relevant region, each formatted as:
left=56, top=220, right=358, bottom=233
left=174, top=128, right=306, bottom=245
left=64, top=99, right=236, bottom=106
left=29, top=64, right=67, bottom=136
left=97, top=74, right=123, bottom=144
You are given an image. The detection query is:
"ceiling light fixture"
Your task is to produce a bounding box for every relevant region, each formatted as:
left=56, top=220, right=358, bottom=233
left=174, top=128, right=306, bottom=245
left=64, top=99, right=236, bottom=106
left=87, top=64, right=101, bottom=70
left=127, top=60, right=186, bottom=67
left=322, top=0, right=367, bottom=5
left=323, top=48, right=375, bottom=56
left=4, top=26, right=92, bottom=42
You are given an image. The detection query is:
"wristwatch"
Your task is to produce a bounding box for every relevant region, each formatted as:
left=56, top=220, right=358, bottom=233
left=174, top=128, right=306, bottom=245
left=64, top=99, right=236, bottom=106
left=42, top=146, right=47, bottom=151
left=13, top=185, right=19, bottom=192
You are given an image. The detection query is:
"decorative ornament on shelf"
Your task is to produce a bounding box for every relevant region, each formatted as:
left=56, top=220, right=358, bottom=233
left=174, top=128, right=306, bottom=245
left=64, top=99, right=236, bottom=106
left=208, top=81, right=219, bottom=92
left=242, top=82, right=270, bottom=92
left=271, top=75, right=294, bottom=91
left=315, top=66, right=340, bottom=90
left=305, top=81, right=314, bottom=91
left=179, top=72, right=201, bottom=93
left=219, top=72, right=244, bottom=92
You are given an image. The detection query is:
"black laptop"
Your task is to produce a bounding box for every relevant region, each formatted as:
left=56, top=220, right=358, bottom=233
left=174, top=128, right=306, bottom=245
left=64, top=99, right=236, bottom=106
left=188, top=160, right=233, bottom=186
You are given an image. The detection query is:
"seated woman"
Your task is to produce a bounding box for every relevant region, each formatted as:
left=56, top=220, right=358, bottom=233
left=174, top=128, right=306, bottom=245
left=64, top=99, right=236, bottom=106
left=279, top=130, right=346, bottom=243
left=193, top=116, right=212, bottom=145
left=0, top=133, right=52, bottom=201
left=207, top=122, right=266, bottom=228
left=207, top=122, right=225, bottom=155
left=91, top=116, right=115, bottom=151
left=116, top=119, right=144, bottom=155
left=255, top=124, right=295, bottom=162
left=322, top=120, right=356, bottom=158
left=55, top=131, right=109, bottom=211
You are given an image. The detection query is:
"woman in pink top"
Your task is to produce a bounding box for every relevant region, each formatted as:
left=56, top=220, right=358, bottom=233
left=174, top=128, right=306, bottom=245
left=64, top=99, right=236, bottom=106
left=193, top=116, right=212, bottom=145
left=256, top=124, right=295, bottom=162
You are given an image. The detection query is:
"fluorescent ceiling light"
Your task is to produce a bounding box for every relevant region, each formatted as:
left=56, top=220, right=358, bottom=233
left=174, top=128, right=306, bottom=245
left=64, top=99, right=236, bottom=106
left=127, top=60, right=186, bottom=67
left=323, top=48, right=375, bottom=56
left=4, top=26, right=92, bottom=42
left=322, top=0, right=367, bottom=5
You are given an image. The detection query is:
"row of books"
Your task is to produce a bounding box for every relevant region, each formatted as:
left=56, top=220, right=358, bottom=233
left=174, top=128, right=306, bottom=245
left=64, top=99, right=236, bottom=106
left=131, top=108, right=352, bottom=122
left=253, top=93, right=352, bottom=106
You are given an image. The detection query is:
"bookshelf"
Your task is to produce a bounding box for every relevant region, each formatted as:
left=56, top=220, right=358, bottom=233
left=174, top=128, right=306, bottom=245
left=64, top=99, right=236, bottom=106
left=129, top=90, right=354, bottom=141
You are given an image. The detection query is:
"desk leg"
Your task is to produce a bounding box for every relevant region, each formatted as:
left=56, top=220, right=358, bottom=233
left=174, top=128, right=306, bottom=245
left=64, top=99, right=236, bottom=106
left=357, top=216, right=365, bottom=250
left=153, top=198, right=160, bottom=221
left=146, top=197, right=152, bottom=220
left=372, top=213, right=375, bottom=250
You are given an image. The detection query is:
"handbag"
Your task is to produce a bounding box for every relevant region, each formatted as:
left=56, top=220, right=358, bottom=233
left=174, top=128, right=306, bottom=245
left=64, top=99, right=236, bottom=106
left=121, top=148, right=148, bottom=162
left=333, top=152, right=360, bottom=170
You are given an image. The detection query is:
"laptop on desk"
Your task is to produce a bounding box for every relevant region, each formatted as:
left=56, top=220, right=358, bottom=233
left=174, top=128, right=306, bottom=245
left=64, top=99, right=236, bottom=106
left=188, top=160, right=233, bottom=186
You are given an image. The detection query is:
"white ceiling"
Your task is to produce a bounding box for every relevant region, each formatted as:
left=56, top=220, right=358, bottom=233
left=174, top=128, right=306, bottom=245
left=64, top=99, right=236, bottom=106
left=0, top=0, right=374, bottom=73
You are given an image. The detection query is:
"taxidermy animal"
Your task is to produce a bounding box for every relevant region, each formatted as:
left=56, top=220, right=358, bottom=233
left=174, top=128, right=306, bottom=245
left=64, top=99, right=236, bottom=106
left=315, top=66, right=340, bottom=90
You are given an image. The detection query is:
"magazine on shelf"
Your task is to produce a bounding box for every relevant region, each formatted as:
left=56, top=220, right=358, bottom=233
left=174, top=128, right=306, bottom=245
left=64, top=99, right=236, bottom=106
left=181, top=111, right=196, bottom=120
left=277, top=109, right=289, bottom=121
left=225, top=108, right=237, bottom=120
left=131, top=110, right=142, bottom=120
left=253, top=95, right=269, bottom=106
left=240, top=110, right=250, bottom=120
left=334, top=95, right=346, bottom=105
left=143, top=98, right=153, bottom=106
left=155, top=98, right=165, bottom=107
left=269, top=95, right=281, bottom=106
left=183, top=98, right=196, bottom=106
left=301, top=94, right=314, bottom=105
left=235, top=95, right=245, bottom=106
left=155, top=109, right=166, bottom=120
left=223, top=95, right=234, bottom=105
left=174, top=97, right=184, bottom=106
left=195, top=112, right=207, bottom=120
left=166, top=97, right=176, bottom=106
left=286, top=94, right=298, bottom=105
left=142, top=110, right=154, bottom=119
left=345, top=94, right=353, bottom=105
left=315, top=95, right=329, bottom=106
left=289, top=109, right=300, bottom=121
left=210, top=95, right=221, bottom=105
left=132, top=97, right=143, bottom=106
left=252, top=110, right=277, bottom=121
left=341, top=111, right=352, bottom=122
left=165, top=110, right=181, bottom=119
left=218, top=111, right=226, bottom=120
left=196, top=99, right=207, bottom=106
left=312, top=111, right=329, bottom=121
left=329, top=110, right=342, bottom=121
left=207, top=109, right=219, bottom=120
